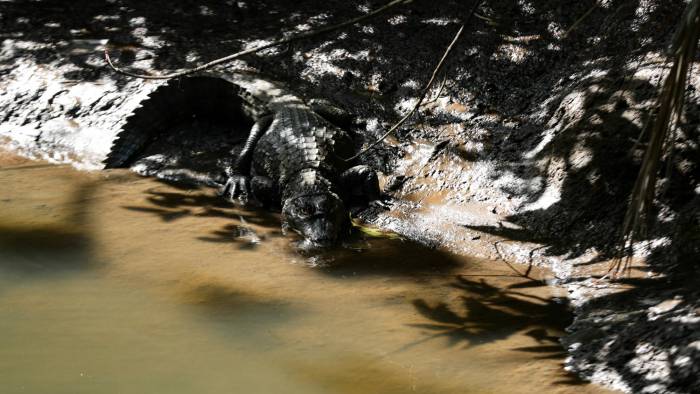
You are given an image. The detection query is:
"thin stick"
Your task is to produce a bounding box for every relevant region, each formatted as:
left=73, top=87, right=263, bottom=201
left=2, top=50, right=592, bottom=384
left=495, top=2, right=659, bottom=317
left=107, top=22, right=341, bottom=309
left=105, top=0, right=411, bottom=80
left=494, top=241, right=532, bottom=279
left=420, top=74, right=449, bottom=107
left=343, top=0, right=481, bottom=161
left=563, top=3, right=597, bottom=38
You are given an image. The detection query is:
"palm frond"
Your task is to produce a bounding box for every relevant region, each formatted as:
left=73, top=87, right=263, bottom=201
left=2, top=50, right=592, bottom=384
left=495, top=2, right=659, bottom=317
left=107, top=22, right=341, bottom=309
left=611, top=0, right=700, bottom=276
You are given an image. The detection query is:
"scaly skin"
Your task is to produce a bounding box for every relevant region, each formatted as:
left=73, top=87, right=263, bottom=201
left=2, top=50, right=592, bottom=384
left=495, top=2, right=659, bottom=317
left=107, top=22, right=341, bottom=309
left=106, top=74, right=385, bottom=248
left=103, top=74, right=263, bottom=169
left=222, top=91, right=387, bottom=248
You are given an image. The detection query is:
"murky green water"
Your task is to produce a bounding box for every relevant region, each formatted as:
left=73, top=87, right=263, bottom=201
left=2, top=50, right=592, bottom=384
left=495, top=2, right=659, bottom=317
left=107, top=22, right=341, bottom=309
left=0, top=155, right=612, bottom=394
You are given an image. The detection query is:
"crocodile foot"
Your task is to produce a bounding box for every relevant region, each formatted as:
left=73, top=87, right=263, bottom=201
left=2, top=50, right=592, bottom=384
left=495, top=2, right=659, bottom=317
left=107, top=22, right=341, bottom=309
left=220, top=174, right=251, bottom=205
left=369, top=198, right=392, bottom=210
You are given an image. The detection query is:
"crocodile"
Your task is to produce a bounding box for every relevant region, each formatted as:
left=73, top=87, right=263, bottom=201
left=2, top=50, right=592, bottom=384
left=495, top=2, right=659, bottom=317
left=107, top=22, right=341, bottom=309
left=104, top=73, right=386, bottom=248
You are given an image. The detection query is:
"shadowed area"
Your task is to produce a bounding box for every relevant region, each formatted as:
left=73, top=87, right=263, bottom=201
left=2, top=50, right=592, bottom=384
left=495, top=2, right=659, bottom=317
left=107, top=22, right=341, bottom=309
left=104, top=76, right=256, bottom=184
left=316, top=237, right=464, bottom=276
left=0, top=168, right=100, bottom=275
left=407, top=275, right=590, bottom=387
left=2, top=0, right=694, bottom=265
left=120, top=178, right=282, bottom=249
left=408, top=275, right=569, bottom=348
left=563, top=276, right=700, bottom=393
left=179, top=281, right=302, bottom=336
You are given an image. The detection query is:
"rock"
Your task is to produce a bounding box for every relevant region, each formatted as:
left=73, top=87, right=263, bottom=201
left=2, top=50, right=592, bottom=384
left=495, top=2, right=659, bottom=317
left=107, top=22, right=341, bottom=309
left=648, top=299, right=683, bottom=315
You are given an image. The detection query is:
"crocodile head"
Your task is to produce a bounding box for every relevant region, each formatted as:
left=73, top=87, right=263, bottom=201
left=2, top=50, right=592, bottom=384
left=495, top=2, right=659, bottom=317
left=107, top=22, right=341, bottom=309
left=281, top=192, right=348, bottom=249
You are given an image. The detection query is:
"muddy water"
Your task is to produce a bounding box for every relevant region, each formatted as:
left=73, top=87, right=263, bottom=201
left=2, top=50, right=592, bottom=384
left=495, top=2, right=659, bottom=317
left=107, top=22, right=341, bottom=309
left=0, top=156, right=612, bottom=394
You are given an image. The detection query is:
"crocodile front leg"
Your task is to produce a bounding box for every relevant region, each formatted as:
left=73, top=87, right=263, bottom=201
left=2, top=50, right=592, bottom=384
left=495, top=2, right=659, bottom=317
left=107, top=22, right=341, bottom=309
left=340, top=165, right=389, bottom=209
left=250, top=175, right=279, bottom=209
left=221, top=115, right=272, bottom=204
left=308, top=99, right=354, bottom=128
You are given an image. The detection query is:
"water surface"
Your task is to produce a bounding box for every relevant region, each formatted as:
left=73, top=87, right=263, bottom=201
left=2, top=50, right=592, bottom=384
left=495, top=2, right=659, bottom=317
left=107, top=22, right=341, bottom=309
left=0, top=154, right=612, bottom=394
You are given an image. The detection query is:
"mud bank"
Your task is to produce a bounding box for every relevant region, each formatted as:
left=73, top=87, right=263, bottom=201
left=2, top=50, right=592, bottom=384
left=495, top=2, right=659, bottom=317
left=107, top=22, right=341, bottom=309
left=1, top=1, right=698, bottom=392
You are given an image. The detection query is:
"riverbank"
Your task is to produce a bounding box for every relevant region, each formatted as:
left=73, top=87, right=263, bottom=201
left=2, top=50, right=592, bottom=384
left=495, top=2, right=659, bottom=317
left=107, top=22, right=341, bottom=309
left=0, top=149, right=614, bottom=394
left=1, top=1, right=698, bottom=392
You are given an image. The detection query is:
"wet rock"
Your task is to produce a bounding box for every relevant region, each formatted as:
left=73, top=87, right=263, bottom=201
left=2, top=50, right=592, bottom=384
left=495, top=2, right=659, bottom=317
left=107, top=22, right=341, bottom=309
left=648, top=299, right=683, bottom=316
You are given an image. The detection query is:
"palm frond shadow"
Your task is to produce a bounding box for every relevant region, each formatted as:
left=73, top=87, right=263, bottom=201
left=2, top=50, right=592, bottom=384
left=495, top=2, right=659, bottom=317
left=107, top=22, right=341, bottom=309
left=399, top=275, right=590, bottom=386
left=121, top=179, right=282, bottom=249
left=406, top=276, right=568, bottom=349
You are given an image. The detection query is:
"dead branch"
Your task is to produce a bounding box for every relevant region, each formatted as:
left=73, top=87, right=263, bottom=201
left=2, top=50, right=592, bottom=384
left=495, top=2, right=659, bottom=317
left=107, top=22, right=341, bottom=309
left=105, top=0, right=411, bottom=80
left=610, top=0, right=700, bottom=277
left=343, top=0, right=482, bottom=162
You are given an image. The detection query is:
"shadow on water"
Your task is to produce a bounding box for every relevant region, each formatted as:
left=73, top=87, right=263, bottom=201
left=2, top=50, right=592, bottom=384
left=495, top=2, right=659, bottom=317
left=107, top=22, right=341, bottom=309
left=124, top=180, right=466, bottom=275
left=121, top=177, right=466, bottom=276
left=406, top=275, right=590, bottom=386
left=0, top=163, right=609, bottom=392
left=180, top=281, right=301, bottom=337
left=121, top=178, right=283, bottom=250
left=408, top=275, right=568, bottom=348
left=124, top=179, right=464, bottom=271
left=316, top=238, right=464, bottom=277
left=0, top=180, right=99, bottom=275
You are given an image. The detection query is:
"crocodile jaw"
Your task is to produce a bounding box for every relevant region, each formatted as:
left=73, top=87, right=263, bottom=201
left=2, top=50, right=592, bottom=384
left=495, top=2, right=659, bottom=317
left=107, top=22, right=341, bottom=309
left=281, top=192, right=347, bottom=249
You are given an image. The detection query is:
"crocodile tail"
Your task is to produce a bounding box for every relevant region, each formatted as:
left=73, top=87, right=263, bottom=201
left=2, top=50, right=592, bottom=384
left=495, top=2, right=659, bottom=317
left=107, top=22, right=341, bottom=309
left=103, top=75, right=265, bottom=169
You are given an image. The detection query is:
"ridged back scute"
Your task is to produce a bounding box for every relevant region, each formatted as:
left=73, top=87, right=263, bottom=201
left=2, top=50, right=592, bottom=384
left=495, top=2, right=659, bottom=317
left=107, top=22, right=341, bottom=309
left=104, top=74, right=264, bottom=168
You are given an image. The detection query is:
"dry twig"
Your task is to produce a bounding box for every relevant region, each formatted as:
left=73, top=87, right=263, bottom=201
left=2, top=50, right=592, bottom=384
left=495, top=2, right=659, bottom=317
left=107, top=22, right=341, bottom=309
left=563, top=3, right=598, bottom=38
left=343, top=0, right=482, bottom=161
left=105, top=0, right=411, bottom=79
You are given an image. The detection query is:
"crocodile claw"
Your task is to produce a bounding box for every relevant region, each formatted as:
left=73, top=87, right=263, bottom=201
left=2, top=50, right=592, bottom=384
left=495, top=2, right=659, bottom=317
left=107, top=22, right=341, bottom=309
left=369, top=198, right=392, bottom=210
left=220, top=174, right=251, bottom=205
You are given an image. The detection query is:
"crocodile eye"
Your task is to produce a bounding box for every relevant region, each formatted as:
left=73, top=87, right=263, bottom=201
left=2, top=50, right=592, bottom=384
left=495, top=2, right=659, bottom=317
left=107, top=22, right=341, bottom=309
left=298, top=204, right=314, bottom=217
